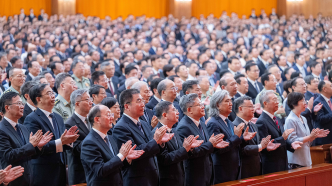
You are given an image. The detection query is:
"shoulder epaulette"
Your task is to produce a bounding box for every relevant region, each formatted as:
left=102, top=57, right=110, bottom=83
left=54, top=99, right=60, bottom=106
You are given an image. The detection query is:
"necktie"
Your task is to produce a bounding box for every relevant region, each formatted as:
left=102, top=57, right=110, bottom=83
left=225, top=119, right=234, bottom=135
left=328, top=100, right=332, bottom=111
left=168, top=129, right=178, bottom=148
left=15, top=125, right=25, bottom=144
left=277, top=84, right=281, bottom=94
left=273, top=116, right=280, bottom=129
left=84, top=118, right=90, bottom=130
left=254, top=82, right=260, bottom=93
left=198, top=123, right=205, bottom=139
left=143, top=110, right=149, bottom=124
left=248, top=123, right=257, bottom=143
left=49, top=113, right=64, bottom=163
left=109, top=80, right=114, bottom=95
left=137, top=121, right=145, bottom=135
left=104, top=136, right=114, bottom=155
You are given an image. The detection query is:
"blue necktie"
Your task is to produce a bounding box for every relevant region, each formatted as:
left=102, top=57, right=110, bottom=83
left=104, top=136, right=114, bottom=155
left=15, top=125, right=25, bottom=144
left=198, top=123, right=205, bottom=139
left=49, top=113, right=64, bottom=163
left=137, top=121, right=145, bottom=135
left=254, top=82, right=260, bottom=93
left=225, top=119, right=234, bottom=135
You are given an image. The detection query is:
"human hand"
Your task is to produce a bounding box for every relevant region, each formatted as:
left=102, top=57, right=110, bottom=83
left=234, top=123, right=245, bottom=138
left=119, top=140, right=132, bottom=158
left=67, top=126, right=79, bottom=136
left=209, top=133, right=224, bottom=147
left=29, top=130, right=43, bottom=147
left=316, top=129, right=330, bottom=138
left=153, top=126, right=167, bottom=144
left=215, top=140, right=229, bottom=149
left=0, top=169, right=6, bottom=183
left=313, top=103, right=323, bottom=113
left=127, top=145, right=145, bottom=160
left=161, top=133, right=174, bottom=143
left=307, top=97, right=314, bottom=111
left=191, top=135, right=203, bottom=149
left=243, top=126, right=256, bottom=141
left=276, top=106, right=285, bottom=114
left=260, top=135, right=271, bottom=149
left=3, top=165, right=24, bottom=183
left=150, top=116, right=158, bottom=129
left=203, top=96, right=210, bottom=106
left=60, top=129, right=80, bottom=145
left=266, top=139, right=281, bottom=151
left=282, top=128, right=294, bottom=140
left=37, top=131, right=53, bottom=148
left=183, top=135, right=195, bottom=152
left=291, top=141, right=303, bottom=150
left=255, top=103, right=263, bottom=115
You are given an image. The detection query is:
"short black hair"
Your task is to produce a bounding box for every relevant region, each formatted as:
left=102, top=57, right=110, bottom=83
left=228, top=56, right=239, bottom=64
left=100, top=97, right=118, bottom=109
left=290, top=71, right=301, bottom=79
left=234, top=74, right=246, bottom=84
left=150, top=78, right=163, bottom=95
left=287, top=92, right=305, bottom=110
left=10, top=56, right=20, bottom=65
left=163, top=64, right=174, bottom=78
left=0, top=91, right=19, bottom=114
left=168, top=75, right=179, bottom=82
left=234, top=96, right=252, bottom=113
left=87, top=105, right=101, bottom=127
left=182, top=80, right=199, bottom=94
left=124, top=64, right=138, bottom=75
left=175, top=64, right=185, bottom=74
left=89, top=85, right=104, bottom=98
left=155, top=101, right=173, bottom=120
left=91, top=71, right=105, bottom=84
left=245, top=62, right=258, bottom=73
left=119, top=89, right=140, bottom=107
left=55, top=73, right=72, bottom=90
left=318, top=81, right=326, bottom=92
left=261, top=73, right=272, bottom=86
left=283, top=80, right=293, bottom=95
left=21, top=81, right=38, bottom=100
left=29, top=83, right=49, bottom=105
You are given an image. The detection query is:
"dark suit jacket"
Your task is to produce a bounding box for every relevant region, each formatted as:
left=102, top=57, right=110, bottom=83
left=25, top=74, right=33, bottom=82
left=154, top=123, right=188, bottom=186
left=139, top=108, right=154, bottom=130
left=81, top=129, right=123, bottom=186
left=292, top=64, right=309, bottom=76
left=113, top=62, right=121, bottom=77
left=149, top=47, right=156, bottom=55
left=233, top=117, right=261, bottom=179
left=256, top=112, right=293, bottom=174
left=112, top=115, right=160, bottom=186
left=304, top=91, right=317, bottom=101
left=23, top=108, right=68, bottom=186
left=116, top=84, right=126, bottom=100
left=106, top=76, right=119, bottom=98
left=246, top=80, right=263, bottom=100
left=145, top=96, right=159, bottom=110
left=313, top=95, right=332, bottom=145
left=176, top=115, right=214, bottom=186
left=0, top=119, right=38, bottom=186
left=256, top=59, right=267, bottom=77
left=206, top=116, right=241, bottom=184
left=18, top=104, right=33, bottom=124
left=65, top=113, right=90, bottom=185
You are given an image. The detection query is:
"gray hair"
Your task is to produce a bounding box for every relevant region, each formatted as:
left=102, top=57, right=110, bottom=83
left=32, top=75, right=46, bottom=84
left=157, top=79, right=169, bottom=96
left=100, top=61, right=111, bottom=71
left=55, top=73, right=72, bottom=90
left=179, top=93, right=198, bottom=114
left=31, top=53, right=39, bottom=61
left=71, top=58, right=84, bottom=70
left=125, top=77, right=138, bottom=89
left=0, top=52, right=6, bottom=60
left=8, top=68, right=22, bottom=77
left=209, top=90, right=229, bottom=117
left=259, top=90, right=275, bottom=108
left=286, top=51, right=294, bottom=58
left=131, top=81, right=148, bottom=92
left=219, top=76, right=228, bottom=87
left=87, top=105, right=101, bottom=127
left=70, top=89, right=89, bottom=106
left=197, top=76, right=209, bottom=83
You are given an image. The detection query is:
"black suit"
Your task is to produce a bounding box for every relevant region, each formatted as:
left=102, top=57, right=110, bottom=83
left=116, top=84, right=126, bottom=100
left=139, top=108, right=154, bottom=130
left=313, top=95, right=332, bottom=145
left=206, top=116, right=241, bottom=184
left=0, top=119, right=38, bottom=186
left=65, top=113, right=90, bottom=185
left=145, top=96, right=159, bottom=110
left=18, top=104, right=33, bottom=124
left=25, top=74, right=33, bottom=82
left=81, top=129, right=123, bottom=186
left=233, top=117, right=261, bottom=179
left=305, top=91, right=317, bottom=101
left=256, top=112, right=293, bottom=174
left=112, top=115, right=160, bottom=186
left=256, top=59, right=267, bottom=76
left=154, top=123, right=188, bottom=186
left=23, top=108, right=68, bottom=186
left=176, top=115, right=214, bottom=186
left=246, top=80, right=263, bottom=100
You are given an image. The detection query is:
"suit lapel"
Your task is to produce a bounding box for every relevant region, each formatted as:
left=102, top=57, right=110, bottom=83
left=200, top=120, right=209, bottom=142
left=73, top=114, right=89, bottom=135
left=3, top=120, right=24, bottom=146
left=185, top=116, right=205, bottom=141
left=263, top=112, right=280, bottom=133
left=108, top=135, right=119, bottom=154
left=215, top=116, right=232, bottom=137
left=36, top=108, right=56, bottom=135
left=92, top=130, right=113, bottom=156
left=124, top=116, right=148, bottom=141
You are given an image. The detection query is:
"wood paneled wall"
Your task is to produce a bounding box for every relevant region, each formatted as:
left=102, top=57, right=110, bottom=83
left=76, top=0, right=169, bottom=19
left=0, top=0, right=51, bottom=17
left=279, top=0, right=332, bottom=18
left=191, top=0, right=277, bottom=18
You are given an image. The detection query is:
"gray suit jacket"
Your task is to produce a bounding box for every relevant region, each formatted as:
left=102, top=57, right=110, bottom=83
left=284, top=111, right=312, bottom=167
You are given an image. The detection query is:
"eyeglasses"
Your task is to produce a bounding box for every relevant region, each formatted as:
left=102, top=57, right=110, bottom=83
left=42, top=91, right=56, bottom=97
left=168, top=87, right=178, bottom=91
left=96, top=113, right=114, bottom=118
left=126, top=98, right=144, bottom=105
left=241, top=105, right=255, bottom=109
left=78, top=98, right=93, bottom=102
left=189, top=102, right=204, bottom=108
left=8, top=102, right=24, bottom=106
left=14, top=75, right=26, bottom=79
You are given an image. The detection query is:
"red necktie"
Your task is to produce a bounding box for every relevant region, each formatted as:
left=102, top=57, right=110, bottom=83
left=328, top=100, right=332, bottom=111
left=273, top=116, right=280, bottom=129
left=109, top=80, right=114, bottom=95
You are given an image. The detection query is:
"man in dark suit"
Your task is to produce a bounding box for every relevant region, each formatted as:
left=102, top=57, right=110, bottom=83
left=256, top=90, right=302, bottom=174
left=100, top=61, right=119, bottom=98
left=18, top=81, right=38, bottom=124
left=154, top=101, right=202, bottom=186
left=176, top=93, right=225, bottom=186
left=219, top=76, right=238, bottom=121
left=256, top=49, right=271, bottom=76
left=245, top=63, right=263, bottom=100
left=234, top=74, right=249, bottom=99
left=91, top=71, right=113, bottom=98
left=293, top=53, right=309, bottom=77
left=145, top=78, right=163, bottom=110
left=81, top=105, right=144, bottom=186
left=304, top=75, right=319, bottom=101
left=313, top=80, right=332, bottom=145
left=25, top=61, right=41, bottom=82
left=112, top=89, right=173, bottom=186
left=233, top=96, right=279, bottom=179
left=0, top=92, right=52, bottom=186
left=206, top=91, right=256, bottom=184
left=65, top=89, right=93, bottom=185
left=23, top=83, right=80, bottom=186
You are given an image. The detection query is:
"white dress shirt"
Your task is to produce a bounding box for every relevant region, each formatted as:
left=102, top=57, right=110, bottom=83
left=26, top=102, right=36, bottom=111
left=75, top=111, right=89, bottom=130
left=187, top=116, right=200, bottom=128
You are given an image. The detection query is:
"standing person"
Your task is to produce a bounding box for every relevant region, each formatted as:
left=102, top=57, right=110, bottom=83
left=101, top=97, right=121, bottom=133
left=24, top=83, right=80, bottom=186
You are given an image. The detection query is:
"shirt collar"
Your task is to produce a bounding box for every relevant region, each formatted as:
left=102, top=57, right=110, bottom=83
left=29, top=73, right=36, bottom=79
left=321, top=94, right=331, bottom=104
left=39, top=108, right=52, bottom=118
left=92, top=127, right=107, bottom=139
left=160, top=122, right=172, bottom=132
left=296, top=63, right=304, bottom=69
left=26, top=102, right=36, bottom=111
left=187, top=116, right=200, bottom=127
left=75, top=111, right=86, bottom=123
left=154, top=95, right=161, bottom=102
left=258, top=56, right=269, bottom=66
left=237, top=91, right=245, bottom=97
left=263, top=110, right=274, bottom=120
left=123, top=113, right=138, bottom=125
left=228, top=68, right=236, bottom=75
left=219, top=114, right=228, bottom=122
left=238, top=116, right=249, bottom=125
left=247, top=78, right=257, bottom=86
left=4, top=117, right=17, bottom=128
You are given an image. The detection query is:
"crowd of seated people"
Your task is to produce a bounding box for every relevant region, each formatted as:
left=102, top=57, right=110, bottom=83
left=0, top=7, right=331, bottom=186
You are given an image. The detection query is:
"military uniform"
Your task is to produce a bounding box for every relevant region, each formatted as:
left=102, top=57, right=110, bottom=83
left=53, top=94, right=74, bottom=122
left=0, top=86, right=27, bottom=105
left=72, top=74, right=90, bottom=89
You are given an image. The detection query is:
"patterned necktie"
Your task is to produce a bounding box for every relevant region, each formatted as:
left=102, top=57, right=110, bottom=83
left=109, top=80, right=114, bottom=95
left=104, top=136, right=114, bottom=155
left=15, top=125, right=25, bottom=144
left=255, top=82, right=260, bottom=93
left=198, top=123, right=205, bottom=139
left=137, top=121, right=145, bottom=135
left=49, top=113, right=64, bottom=163
left=328, top=100, right=332, bottom=111
left=225, top=119, right=234, bottom=135
left=273, top=116, right=280, bottom=129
